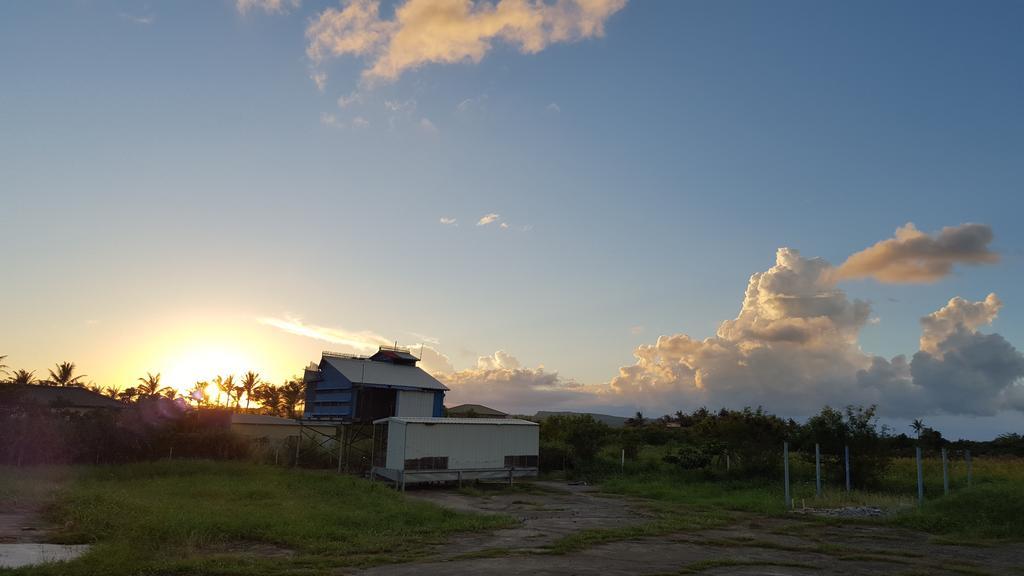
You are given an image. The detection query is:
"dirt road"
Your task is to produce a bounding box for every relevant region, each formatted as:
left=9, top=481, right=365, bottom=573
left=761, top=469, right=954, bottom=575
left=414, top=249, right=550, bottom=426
left=354, top=481, right=1024, bottom=576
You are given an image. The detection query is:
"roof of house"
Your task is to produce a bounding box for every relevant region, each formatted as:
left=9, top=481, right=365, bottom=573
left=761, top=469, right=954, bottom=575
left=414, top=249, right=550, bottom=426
left=447, top=403, right=508, bottom=416
left=322, top=355, right=449, bottom=391
left=374, top=416, right=537, bottom=426
left=1, top=384, right=123, bottom=409
left=230, top=413, right=339, bottom=427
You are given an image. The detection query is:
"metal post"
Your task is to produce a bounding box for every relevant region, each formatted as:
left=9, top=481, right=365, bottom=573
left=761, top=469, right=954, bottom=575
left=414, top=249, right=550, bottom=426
left=815, top=443, right=821, bottom=497
left=783, top=441, right=791, bottom=509
left=509, top=468, right=514, bottom=486
left=916, top=446, right=924, bottom=506
left=726, top=452, right=731, bottom=472
left=621, top=448, right=625, bottom=473
left=293, top=432, right=301, bottom=468
left=337, top=433, right=344, bottom=474
left=844, top=445, right=851, bottom=493
left=458, top=470, right=463, bottom=488
left=942, top=448, right=949, bottom=496
left=966, top=450, right=973, bottom=488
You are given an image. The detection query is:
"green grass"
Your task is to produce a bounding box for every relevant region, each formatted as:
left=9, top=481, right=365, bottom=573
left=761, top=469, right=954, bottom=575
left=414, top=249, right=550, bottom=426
left=2, top=460, right=515, bottom=576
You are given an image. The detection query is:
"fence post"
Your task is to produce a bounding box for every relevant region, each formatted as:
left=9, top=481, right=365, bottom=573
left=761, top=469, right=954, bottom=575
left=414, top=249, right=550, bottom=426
left=916, top=446, right=924, bottom=506
left=783, top=441, right=791, bottom=509
left=726, top=452, right=731, bottom=472
left=942, top=448, right=949, bottom=496
left=815, top=443, right=821, bottom=497
left=966, top=450, right=972, bottom=488
left=844, top=445, right=851, bottom=493
left=621, top=448, right=625, bottom=473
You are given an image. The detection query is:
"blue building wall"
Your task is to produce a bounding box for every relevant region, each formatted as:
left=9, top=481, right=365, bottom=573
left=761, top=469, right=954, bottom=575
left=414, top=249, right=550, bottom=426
left=432, top=390, right=445, bottom=417
left=304, top=360, right=355, bottom=419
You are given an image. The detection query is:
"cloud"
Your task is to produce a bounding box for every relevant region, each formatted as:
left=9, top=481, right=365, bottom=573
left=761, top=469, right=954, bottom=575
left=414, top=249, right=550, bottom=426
left=545, top=102, right=561, bottom=113
left=306, top=0, right=627, bottom=83
left=499, top=222, right=509, bottom=229
left=834, top=223, right=998, bottom=284
left=440, top=217, right=457, bottom=225
left=237, top=0, right=300, bottom=14
left=121, top=13, right=155, bottom=25
left=311, top=71, right=328, bottom=91
left=435, top=351, right=593, bottom=413
left=337, top=90, right=362, bottom=108
left=609, top=245, right=1024, bottom=418
left=477, top=213, right=501, bottom=226
left=419, top=117, right=438, bottom=133
left=258, top=316, right=391, bottom=352
left=320, top=112, right=341, bottom=127
left=456, top=94, right=488, bottom=114
left=352, top=115, right=370, bottom=127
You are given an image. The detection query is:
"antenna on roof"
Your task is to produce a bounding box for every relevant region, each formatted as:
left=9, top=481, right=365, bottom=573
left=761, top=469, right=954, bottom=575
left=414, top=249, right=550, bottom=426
left=419, top=343, right=424, bottom=361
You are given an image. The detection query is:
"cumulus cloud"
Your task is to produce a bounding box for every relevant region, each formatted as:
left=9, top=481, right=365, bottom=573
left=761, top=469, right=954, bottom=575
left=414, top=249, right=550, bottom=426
left=835, top=223, right=998, bottom=284
left=440, top=216, right=457, bottom=225
left=436, top=351, right=593, bottom=413
left=237, top=0, right=300, bottom=14
left=305, top=0, right=627, bottom=83
left=477, top=213, right=500, bottom=226
left=610, top=246, right=1024, bottom=418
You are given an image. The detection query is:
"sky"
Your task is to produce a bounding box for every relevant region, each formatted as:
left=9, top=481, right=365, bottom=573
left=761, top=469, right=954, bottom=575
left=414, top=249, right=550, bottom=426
left=2, top=0, right=1023, bottom=439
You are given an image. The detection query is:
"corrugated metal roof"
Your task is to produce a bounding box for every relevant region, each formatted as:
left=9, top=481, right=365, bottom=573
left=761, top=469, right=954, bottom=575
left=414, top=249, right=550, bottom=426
left=2, top=385, right=123, bottom=409
left=323, top=355, right=449, bottom=391
left=231, top=413, right=339, bottom=427
left=374, top=416, right=538, bottom=426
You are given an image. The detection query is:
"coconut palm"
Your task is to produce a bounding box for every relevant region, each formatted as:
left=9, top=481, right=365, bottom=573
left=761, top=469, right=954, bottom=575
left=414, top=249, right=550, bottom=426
left=253, top=383, right=283, bottom=416
left=103, top=386, right=121, bottom=399
left=10, top=369, right=37, bottom=385
left=280, top=379, right=305, bottom=418
left=188, top=381, right=210, bottom=407
left=239, top=371, right=261, bottom=411
left=0, top=355, right=8, bottom=380
left=214, top=375, right=235, bottom=408
left=910, top=419, right=925, bottom=439
left=47, top=362, right=86, bottom=387
left=118, top=387, right=139, bottom=403
left=137, top=372, right=173, bottom=398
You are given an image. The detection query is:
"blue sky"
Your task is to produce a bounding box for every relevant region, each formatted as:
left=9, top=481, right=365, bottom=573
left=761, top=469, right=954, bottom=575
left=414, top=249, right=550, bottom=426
left=2, top=1, right=1023, bottom=438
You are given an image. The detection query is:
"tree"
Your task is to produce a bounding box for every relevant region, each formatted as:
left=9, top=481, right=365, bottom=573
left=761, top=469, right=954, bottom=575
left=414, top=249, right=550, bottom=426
left=253, top=383, right=282, bottom=416
left=0, top=355, right=7, bottom=380
left=910, top=419, right=925, bottom=439
left=239, top=371, right=260, bottom=411
left=47, top=362, right=86, bottom=387
left=118, top=387, right=140, bottom=403
left=187, top=381, right=210, bottom=407
left=280, top=379, right=305, bottom=418
left=102, top=386, right=121, bottom=399
left=137, top=372, right=172, bottom=398
left=10, top=369, right=36, bottom=385
left=214, top=375, right=235, bottom=408
left=626, top=411, right=645, bottom=427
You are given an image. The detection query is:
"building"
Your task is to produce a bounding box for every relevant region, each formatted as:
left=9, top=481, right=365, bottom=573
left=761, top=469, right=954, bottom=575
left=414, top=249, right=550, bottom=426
left=371, top=417, right=539, bottom=489
left=229, top=413, right=339, bottom=445
left=447, top=403, right=508, bottom=418
left=0, top=384, right=123, bottom=413
left=303, top=346, right=448, bottom=422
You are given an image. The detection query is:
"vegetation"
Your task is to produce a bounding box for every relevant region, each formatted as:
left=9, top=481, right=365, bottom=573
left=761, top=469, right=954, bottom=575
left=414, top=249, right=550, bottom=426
left=2, top=460, right=514, bottom=576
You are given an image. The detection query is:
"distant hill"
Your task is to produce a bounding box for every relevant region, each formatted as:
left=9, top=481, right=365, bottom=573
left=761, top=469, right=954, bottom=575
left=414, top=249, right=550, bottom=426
left=532, top=411, right=629, bottom=428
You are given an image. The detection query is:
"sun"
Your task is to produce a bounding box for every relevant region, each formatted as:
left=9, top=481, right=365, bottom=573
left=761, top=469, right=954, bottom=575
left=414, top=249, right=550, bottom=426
left=161, top=346, right=259, bottom=396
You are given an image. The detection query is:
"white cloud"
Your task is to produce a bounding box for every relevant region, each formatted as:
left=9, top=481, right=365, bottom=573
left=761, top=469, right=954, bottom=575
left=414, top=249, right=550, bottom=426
left=456, top=94, right=488, bottom=114
left=121, top=13, right=155, bottom=25
left=311, top=71, right=328, bottom=91
left=419, top=117, right=438, bottom=133
left=306, top=0, right=627, bottom=84
left=259, top=316, right=391, bottom=352
left=337, top=90, right=362, bottom=108
left=477, top=213, right=501, bottom=226
left=440, top=217, right=457, bottom=226
left=320, top=112, right=341, bottom=127
left=237, top=0, right=300, bottom=14
left=499, top=222, right=509, bottom=229
left=352, top=115, right=370, bottom=127
left=545, top=102, right=561, bottom=113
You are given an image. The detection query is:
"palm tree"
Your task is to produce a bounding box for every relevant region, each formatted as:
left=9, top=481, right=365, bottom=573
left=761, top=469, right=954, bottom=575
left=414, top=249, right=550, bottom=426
left=0, top=355, right=8, bottom=380
left=137, top=372, right=174, bottom=399
left=47, top=362, right=86, bottom=387
left=118, top=387, right=139, bottom=403
left=214, top=375, right=235, bottom=408
left=280, top=379, right=305, bottom=418
left=188, top=381, right=209, bottom=407
left=910, top=419, right=925, bottom=439
left=102, top=386, right=121, bottom=399
left=626, top=411, right=645, bottom=428
left=239, top=371, right=260, bottom=411
left=253, top=383, right=282, bottom=416
left=10, top=369, right=37, bottom=385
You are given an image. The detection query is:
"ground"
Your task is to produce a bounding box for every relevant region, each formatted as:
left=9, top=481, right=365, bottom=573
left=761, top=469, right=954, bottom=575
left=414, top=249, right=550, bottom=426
left=356, top=481, right=1024, bottom=576
left=2, top=463, right=1023, bottom=575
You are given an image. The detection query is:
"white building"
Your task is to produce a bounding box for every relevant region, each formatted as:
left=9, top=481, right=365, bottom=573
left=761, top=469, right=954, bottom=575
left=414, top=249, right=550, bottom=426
left=371, top=417, right=539, bottom=489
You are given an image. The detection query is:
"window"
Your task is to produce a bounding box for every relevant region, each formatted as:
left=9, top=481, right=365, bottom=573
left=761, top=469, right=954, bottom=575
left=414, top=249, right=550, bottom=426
left=404, top=456, right=449, bottom=470
left=504, top=455, right=538, bottom=468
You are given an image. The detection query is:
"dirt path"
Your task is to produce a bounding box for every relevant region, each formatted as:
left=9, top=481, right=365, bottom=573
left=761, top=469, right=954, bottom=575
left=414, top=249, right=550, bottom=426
left=353, top=481, right=1024, bottom=576
left=0, top=476, right=90, bottom=569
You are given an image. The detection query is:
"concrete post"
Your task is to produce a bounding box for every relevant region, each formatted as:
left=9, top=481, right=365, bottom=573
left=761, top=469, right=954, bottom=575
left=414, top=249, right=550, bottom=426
left=942, top=448, right=949, bottom=496
left=783, top=441, right=791, bottom=509
left=815, top=443, right=821, bottom=497
left=844, top=445, right=851, bottom=493
left=916, top=447, right=924, bottom=506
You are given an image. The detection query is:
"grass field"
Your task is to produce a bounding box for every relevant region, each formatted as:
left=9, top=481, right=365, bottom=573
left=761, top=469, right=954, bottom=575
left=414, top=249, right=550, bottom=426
left=1, top=461, right=514, bottom=576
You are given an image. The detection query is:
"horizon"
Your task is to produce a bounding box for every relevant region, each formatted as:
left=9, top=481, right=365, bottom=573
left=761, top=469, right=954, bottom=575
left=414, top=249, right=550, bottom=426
left=3, top=0, right=1024, bottom=441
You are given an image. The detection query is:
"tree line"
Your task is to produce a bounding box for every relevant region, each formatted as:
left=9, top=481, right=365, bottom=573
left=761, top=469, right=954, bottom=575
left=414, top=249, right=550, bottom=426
left=0, top=355, right=305, bottom=418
